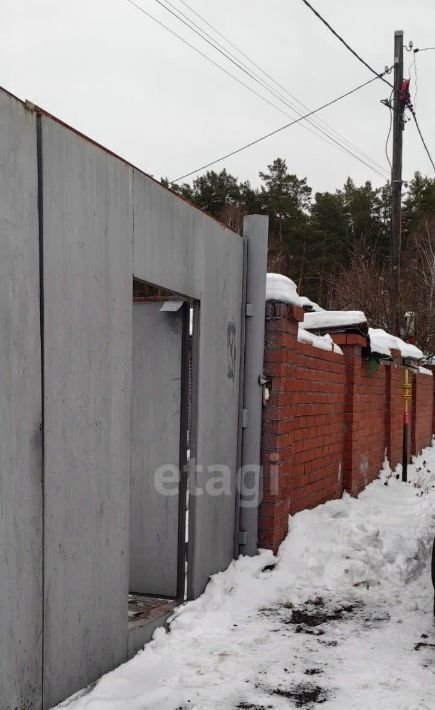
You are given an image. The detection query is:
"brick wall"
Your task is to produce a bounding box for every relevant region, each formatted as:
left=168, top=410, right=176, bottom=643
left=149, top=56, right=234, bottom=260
left=259, top=302, right=434, bottom=553
left=411, top=372, right=434, bottom=456
left=260, top=302, right=346, bottom=552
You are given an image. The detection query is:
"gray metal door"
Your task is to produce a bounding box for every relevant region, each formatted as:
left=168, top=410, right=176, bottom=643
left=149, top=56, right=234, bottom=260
left=130, top=301, right=185, bottom=598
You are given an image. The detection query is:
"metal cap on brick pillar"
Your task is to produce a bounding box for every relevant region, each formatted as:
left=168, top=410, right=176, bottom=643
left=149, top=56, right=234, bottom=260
left=237, top=215, right=268, bottom=557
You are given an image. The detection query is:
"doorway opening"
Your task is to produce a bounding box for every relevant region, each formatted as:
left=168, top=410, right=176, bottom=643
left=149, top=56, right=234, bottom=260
left=128, top=279, right=197, bottom=652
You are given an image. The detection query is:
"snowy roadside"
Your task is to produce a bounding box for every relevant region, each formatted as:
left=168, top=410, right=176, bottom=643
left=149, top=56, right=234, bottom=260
left=57, top=447, right=435, bottom=710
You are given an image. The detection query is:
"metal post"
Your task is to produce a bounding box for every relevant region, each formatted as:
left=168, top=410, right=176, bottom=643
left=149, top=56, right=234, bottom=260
left=390, top=30, right=404, bottom=335
left=237, top=215, right=268, bottom=556
left=402, top=368, right=411, bottom=482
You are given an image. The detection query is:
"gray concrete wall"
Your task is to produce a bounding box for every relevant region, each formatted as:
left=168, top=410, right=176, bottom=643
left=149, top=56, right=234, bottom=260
left=190, top=219, right=244, bottom=598
left=0, top=88, right=43, bottom=709
left=41, top=116, right=133, bottom=708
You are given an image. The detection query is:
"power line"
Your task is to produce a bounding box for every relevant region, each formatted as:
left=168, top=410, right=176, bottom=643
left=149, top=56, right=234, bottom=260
left=300, top=0, right=394, bottom=91
left=173, top=74, right=384, bottom=182
left=124, top=0, right=306, bottom=118
left=405, top=46, right=435, bottom=172
left=408, top=108, right=435, bottom=173
left=384, top=91, right=393, bottom=171
left=155, top=0, right=389, bottom=177
left=172, top=0, right=389, bottom=176
left=408, top=50, right=418, bottom=109
left=127, top=0, right=388, bottom=179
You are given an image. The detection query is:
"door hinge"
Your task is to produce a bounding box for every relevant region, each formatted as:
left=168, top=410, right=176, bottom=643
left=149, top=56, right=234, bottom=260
left=237, top=530, right=248, bottom=545
left=246, top=303, right=254, bottom=317
left=242, top=408, right=248, bottom=428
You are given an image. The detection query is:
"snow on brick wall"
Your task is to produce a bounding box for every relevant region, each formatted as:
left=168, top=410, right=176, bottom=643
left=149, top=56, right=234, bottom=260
left=259, top=302, right=435, bottom=554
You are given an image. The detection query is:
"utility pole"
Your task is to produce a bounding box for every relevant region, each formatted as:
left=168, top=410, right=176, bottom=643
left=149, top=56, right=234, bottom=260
left=390, top=30, right=404, bottom=335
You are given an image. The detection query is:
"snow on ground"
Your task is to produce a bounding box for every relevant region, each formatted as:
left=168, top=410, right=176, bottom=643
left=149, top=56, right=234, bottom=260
left=58, top=448, right=435, bottom=710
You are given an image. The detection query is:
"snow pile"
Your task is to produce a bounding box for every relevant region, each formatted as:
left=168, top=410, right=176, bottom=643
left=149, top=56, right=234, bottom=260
left=279, top=466, right=435, bottom=592
left=419, top=365, right=433, bottom=376
left=266, top=273, right=303, bottom=307
left=298, top=326, right=343, bottom=355
left=369, top=328, right=424, bottom=361
left=303, top=310, right=367, bottom=331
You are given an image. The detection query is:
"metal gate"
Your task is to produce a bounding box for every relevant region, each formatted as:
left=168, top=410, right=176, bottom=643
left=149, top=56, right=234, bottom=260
left=130, top=300, right=188, bottom=599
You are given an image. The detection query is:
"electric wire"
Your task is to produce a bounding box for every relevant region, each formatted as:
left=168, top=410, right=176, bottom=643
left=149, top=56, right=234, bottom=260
left=154, top=0, right=389, bottom=177
left=408, top=109, right=435, bottom=173
left=300, top=0, right=435, bottom=170
left=404, top=47, right=435, bottom=172
left=414, top=55, right=419, bottom=109
left=173, top=73, right=384, bottom=182
left=300, top=0, right=394, bottom=91
left=172, top=0, right=388, bottom=174
left=385, top=91, right=393, bottom=172
left=124, top=0, right=312, bottom=119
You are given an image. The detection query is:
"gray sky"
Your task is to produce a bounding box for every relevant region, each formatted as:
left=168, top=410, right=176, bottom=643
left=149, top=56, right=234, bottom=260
left=2, top=0, right=434, bottom=194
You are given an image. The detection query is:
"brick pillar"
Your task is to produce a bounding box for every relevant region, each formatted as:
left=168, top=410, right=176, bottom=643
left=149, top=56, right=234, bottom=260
left=258, top=301, right=304, bottom=553
left=331, top=334, right=367, bottom=497
left=385, top=349, right=402, bottom=470
left=411, top=372, right=417, bottom=457
left=431, top=366, right=435, bottom=435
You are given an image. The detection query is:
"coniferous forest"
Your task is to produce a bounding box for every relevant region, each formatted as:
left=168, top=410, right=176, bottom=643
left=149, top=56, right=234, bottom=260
left=164, top=160, right=435, bottom=353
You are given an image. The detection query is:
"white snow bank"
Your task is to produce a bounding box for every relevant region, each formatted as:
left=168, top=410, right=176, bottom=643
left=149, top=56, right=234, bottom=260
left=303, top=310, right=367, bottom=331
left=298, top=326, right=343, bottom=355
left=369, top=328, right=424, bottom=361
left=419, top=366, right=433, bottom=376
left=299, top=295, right=325, bottom=312
left=266, top=273, right=303, bottom=307
left=278, top=458, right=435, bottom=592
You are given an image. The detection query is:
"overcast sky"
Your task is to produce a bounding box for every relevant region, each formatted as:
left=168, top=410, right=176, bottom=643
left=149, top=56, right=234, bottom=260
left=2, top=0, right=434, bottom=194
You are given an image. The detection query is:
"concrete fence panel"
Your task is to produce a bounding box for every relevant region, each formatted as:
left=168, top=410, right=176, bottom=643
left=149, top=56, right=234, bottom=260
left=0, top=87, right=43, bottom=710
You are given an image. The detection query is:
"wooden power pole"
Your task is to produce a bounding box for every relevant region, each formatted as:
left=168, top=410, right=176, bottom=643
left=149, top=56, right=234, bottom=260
left=390, top=30, right=404, bottom=334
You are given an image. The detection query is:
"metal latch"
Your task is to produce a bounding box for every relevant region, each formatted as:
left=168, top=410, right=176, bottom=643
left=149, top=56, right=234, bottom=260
left=259, top=374, right=272, bottom=406
left=246, top=303, right=254, bottom=317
